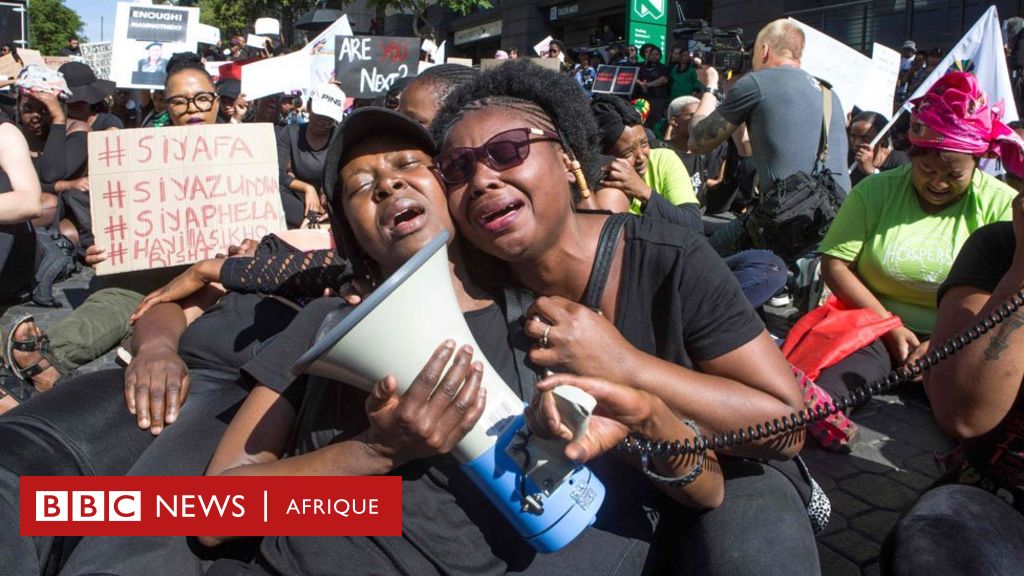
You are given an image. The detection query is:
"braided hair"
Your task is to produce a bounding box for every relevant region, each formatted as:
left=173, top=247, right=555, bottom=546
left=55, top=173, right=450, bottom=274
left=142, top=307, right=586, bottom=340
left=414, top=64, right=480, bottom=103
left=430, top=59, right=602, bottom=197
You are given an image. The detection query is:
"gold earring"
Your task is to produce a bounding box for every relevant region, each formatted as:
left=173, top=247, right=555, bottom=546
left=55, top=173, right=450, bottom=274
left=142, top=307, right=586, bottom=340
left=570, top=159, right=592, bottom=199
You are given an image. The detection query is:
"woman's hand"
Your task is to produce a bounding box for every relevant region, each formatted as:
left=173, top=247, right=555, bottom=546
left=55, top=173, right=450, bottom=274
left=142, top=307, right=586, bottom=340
left=124, top=342, right=190, bottom=436
left=54, top=176, right=89, bottom=193
left=882, top=325, right=921, bottom=364
left=854, top=143, right=876, bottom=175
left=528, top=373, right=660, bottom=463
left=31, top=90, right=65, bottom=124
left=524, top=296, right=639, bottom=385
left=363, top=341, right=486, bottom=470
left=84, top=245, right=107, bottom=268
left=303, top=184, right=325, bottom=216
left=600, top=157, right=652, bottom=203
left=129, top=258, right=224, bottom=323
left=903, top=339, right=930, bottom=382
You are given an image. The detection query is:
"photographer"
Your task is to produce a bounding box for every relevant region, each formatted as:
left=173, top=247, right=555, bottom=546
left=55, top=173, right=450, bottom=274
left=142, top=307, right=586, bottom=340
left=688, top=19, right=850, bottom=257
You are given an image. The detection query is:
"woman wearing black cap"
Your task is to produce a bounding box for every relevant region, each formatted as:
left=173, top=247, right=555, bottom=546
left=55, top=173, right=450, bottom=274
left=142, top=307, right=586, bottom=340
left=199, top=107, right=721, bottom=575
left=58, top=61, right=121, bottom=131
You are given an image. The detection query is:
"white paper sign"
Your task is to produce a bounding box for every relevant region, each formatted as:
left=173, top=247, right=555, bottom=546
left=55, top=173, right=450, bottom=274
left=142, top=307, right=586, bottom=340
left=446, top=57, right=472, bottom=67
left=311, top=82, right=347, bottom=121
left=240, top=14, right=353, bottom=100
left=247, top=34, right=270, bottom=50
left=254, top=18, right=280, bottom=36
left=110, top=2, right=200, bottom=89
left=196, top=23, right=220, bottom=45
left=203, top=60, right=228, bottom=80
left=533, top=35, right=553, bottom=57
left=790, top=18, right=874, bottom=116
left=855, top=43, right=901, bottom=119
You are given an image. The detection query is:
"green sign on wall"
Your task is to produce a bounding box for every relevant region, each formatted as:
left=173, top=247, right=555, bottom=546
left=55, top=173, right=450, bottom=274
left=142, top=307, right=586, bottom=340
left=627, top=0, right=668, bottom=59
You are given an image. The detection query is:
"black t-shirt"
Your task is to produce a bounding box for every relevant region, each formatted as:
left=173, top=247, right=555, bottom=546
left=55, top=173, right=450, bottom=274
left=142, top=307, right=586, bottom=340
left=177, top=292, right=298, bottom=374
left=91, top=112, right=124, bottom=131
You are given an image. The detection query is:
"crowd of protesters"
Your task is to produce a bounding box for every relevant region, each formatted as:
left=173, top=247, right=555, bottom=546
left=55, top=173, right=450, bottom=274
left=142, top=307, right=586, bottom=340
left=0, top=14, right=1022, bottom=576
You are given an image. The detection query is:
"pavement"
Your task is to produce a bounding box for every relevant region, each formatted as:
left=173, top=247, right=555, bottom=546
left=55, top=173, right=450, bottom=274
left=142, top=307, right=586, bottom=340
left=0, top=268, right=955, bottom=576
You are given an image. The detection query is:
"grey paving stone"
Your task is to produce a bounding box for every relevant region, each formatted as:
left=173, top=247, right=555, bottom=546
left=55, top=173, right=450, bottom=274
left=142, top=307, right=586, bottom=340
left=904, top=452, right=942, bottom=477
left=850, top=510, right=900, bottom=543
left=839, top=473, right=920, bottom=511
left=863, top=563, right=881, bottom=576
left=817, top=543, right=862, bottom=576
left=821, top=529, right=882, bottom=566
left=819, top=508, right=848, bottom=537
left=886, top=469, right=937, bottom=491
left=847, top=445, right=901, bottom=473
left=825, top=491, right=874, bottom=517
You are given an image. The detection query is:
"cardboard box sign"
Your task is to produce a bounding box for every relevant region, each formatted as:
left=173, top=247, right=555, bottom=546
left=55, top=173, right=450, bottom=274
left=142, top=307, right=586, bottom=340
left=592, top=65, right=639, bottom=96
left=334, top=35, right=420, bottom=98
left=88, top=124, right=286, bottom=275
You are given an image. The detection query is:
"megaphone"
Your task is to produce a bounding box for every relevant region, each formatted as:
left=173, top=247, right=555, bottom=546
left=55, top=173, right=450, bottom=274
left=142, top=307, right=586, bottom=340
left=294, top=231, right=605, bottom=553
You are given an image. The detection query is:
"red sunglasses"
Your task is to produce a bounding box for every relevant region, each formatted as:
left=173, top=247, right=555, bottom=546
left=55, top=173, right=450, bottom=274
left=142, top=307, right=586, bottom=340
left=434, top=127, right=562, bottom=187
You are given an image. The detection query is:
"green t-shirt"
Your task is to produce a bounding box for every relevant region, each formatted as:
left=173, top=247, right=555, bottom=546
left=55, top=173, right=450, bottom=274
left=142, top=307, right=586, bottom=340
left=670, top=65, right=702, bottom=100
left=630, top=148, right=699, bottom=214
left=820, top=163, right=1015, bottom=334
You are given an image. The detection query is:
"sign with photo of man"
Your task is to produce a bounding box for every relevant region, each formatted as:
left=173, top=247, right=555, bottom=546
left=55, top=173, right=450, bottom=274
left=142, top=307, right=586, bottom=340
left=110, top=2, right=198, bottom=89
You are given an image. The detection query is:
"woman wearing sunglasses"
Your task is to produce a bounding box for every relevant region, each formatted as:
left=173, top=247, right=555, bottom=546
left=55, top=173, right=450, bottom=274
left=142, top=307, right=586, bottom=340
left=431, top=59, right=820, bottom=575
left=198, top=106, right=723, bottom=575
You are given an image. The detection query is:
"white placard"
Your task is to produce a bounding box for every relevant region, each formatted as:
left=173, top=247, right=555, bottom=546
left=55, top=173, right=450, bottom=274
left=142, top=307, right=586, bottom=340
left=246, top=34, right=270, bottom=50
left=446, top=57, right=472, bottom=67
left=110, top=2, right=200, bottom=89
left=790, top=18, right=874, bottom=117
left=254, top=18, right=280, bottom=36
left=855, top=43, right=901, bottom=119
left=240, top=14, right=353, bottom=101
left=533, top=35, right=553, bottom=57
left=196, top=23, right=220, bottom=45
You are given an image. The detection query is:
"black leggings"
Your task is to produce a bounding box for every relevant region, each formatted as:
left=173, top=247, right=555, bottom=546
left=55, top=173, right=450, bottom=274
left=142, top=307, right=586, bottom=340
left=0, top=369, right=154, bottom=576
left=205, top=458, right=820, bottom=576
left=815, top=338, right=892, bottom=414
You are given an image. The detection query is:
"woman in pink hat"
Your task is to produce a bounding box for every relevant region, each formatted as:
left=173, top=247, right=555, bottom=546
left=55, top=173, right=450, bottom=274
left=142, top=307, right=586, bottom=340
left=808, top=71, right=1022, bottom=452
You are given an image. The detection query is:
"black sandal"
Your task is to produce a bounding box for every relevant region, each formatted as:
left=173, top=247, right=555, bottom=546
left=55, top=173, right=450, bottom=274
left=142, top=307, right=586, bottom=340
left=0, top=364, right=38, bottom=405
left=3, top=314, right=65, bottom=388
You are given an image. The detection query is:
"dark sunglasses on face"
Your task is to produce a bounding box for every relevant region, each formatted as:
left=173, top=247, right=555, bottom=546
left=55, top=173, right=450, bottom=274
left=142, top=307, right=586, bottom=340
left=434, top=127, right=562, bottom=187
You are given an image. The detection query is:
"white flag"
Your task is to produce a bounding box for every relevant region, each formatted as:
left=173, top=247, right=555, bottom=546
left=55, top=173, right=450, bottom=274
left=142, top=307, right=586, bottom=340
left=905, top=6, right=1017, bottom=122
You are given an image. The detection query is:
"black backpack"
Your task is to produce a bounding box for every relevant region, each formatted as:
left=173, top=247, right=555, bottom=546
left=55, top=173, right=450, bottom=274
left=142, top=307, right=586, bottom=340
left=743, top=83, right=845, bottom=263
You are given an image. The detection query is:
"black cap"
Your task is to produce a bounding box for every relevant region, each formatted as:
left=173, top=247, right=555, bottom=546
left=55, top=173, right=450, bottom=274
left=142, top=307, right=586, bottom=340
left=58, top=61, right=115, bottom=104
left=216, top=78, right=241, bottom=100
left=320, top=107, right=437, bottom=261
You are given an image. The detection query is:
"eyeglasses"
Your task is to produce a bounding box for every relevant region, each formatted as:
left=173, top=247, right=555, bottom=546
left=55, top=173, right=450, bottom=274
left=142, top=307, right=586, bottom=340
left=166, top=91, right=217, bottom=113
left=434, top=127, right=562, bottom=187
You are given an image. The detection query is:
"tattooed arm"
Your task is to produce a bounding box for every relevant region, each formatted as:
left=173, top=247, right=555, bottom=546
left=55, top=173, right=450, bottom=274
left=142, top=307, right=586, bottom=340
left=688, top=66, right=738, bottom=154
left=925, top=263, right=1024, bottom=441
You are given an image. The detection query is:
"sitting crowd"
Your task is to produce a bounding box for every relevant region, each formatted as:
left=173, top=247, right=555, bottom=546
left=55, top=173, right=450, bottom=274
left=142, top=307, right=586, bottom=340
left=0, top=17, right=1022, bottom=576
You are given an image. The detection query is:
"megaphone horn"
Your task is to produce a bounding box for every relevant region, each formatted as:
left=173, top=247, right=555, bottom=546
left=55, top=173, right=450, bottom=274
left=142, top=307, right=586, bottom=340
left=293, top=231, right=605, bottom=552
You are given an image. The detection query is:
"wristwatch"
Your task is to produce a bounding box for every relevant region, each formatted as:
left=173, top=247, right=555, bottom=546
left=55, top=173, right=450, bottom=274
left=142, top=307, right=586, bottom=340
left=702, top=86, right=722, bottom=101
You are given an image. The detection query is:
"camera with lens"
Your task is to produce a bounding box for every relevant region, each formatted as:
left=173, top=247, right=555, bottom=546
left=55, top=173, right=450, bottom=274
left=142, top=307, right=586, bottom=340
left=672, top=19, right=747, bottom=73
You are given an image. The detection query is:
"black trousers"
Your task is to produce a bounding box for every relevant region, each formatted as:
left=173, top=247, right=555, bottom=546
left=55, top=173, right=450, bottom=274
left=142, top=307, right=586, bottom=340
left=815, top=338, right=893, bottom=414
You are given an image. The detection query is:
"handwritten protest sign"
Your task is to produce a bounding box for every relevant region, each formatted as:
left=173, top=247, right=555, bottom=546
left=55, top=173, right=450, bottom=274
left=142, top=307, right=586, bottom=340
left=43, top=56, right=71, bottom=70
left=110, top=2, right=199, bottom=89
left=855, top=43, right=901, bottom=119
left=89, top=124, right=285, bottom=275
left=592, top=65, right=639, bottom=96
left=72, top=43, right=113, bottom=80
left=334, top=35, right=420, bottom=98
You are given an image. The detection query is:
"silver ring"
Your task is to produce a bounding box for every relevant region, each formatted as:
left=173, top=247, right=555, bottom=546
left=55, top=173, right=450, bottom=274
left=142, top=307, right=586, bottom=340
left=540, top=324, right=551, bottom=348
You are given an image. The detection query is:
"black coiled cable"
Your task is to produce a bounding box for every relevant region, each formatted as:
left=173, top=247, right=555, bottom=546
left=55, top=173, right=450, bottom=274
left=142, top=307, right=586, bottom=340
left=619, top=288, right=1024, bottom=457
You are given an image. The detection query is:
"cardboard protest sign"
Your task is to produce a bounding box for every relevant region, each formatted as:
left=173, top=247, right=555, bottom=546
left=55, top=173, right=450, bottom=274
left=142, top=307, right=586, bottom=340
left=254, top=18, right=280, bottom=36
left=72, top=43, right=113, bottom=80
left=19, top=49, right=44, bottom=67
left=334, top=36, right=420, bottom=98
left=110, top=2, right=199, bottom=89
left=88, top=124, right=285, bottom=275
left=446, top=57, right=472, bottom=67
left=0, top=53, right=21, bottom=78
left=43, top=56, right=71, bottom=70
left=790, top=18, right=873, bottom=116
left=592, top=65, right=639, bottom=96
